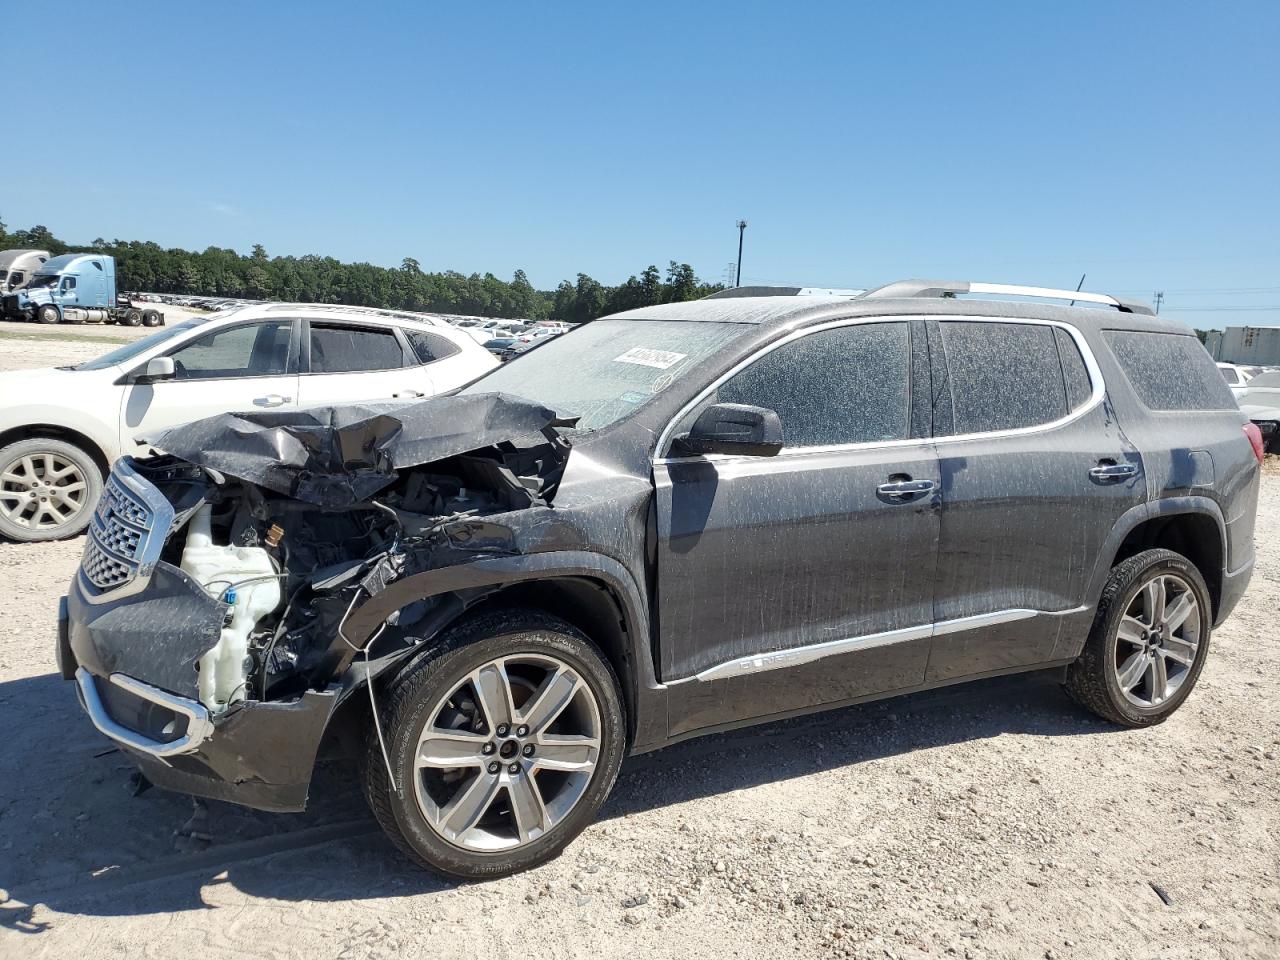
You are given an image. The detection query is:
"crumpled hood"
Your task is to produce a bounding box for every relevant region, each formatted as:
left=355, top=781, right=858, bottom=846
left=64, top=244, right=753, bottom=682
left=146, top=392, right=578, bottom=507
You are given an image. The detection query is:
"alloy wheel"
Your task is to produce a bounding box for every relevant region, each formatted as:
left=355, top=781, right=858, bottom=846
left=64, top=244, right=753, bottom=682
left=0, top=452, right=90, bottom=531
left=412, top=653, right=602, bottom=852
left=1113, top=573, right=1202, bottom=707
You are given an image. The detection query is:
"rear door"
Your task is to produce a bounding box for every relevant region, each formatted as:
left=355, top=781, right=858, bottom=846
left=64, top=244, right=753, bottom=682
left=925, top=318, right=1146, bottom=681
left=655, top=319, right=941, bottom=734
left=119, top=318, right=299, bottom=453
left=295, top=320, right=432, bottom=406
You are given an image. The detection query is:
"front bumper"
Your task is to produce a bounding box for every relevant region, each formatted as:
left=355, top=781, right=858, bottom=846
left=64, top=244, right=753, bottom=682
left=61, top=574, right=342, bottom=813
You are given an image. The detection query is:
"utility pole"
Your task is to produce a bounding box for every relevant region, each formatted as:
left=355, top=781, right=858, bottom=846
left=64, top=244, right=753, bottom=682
left=1153, top=291, right=1164, bottom=314
left=735, top=220, right=747, bottom=287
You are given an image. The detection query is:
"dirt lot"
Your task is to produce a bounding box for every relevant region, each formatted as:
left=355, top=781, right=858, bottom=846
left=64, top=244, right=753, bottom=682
left=0, top=331, right=1276, bottom=960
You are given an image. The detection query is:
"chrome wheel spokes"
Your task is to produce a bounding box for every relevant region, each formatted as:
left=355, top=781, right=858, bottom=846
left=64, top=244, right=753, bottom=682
left=0, top=452, right=89, bottom=530
left=413, top=653, right=602, bottom=851
left=1113, top=573, right=1202, bottom=707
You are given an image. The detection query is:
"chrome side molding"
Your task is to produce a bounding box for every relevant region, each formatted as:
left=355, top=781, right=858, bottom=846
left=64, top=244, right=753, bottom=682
left=687, top=607, right=1089, bottom=683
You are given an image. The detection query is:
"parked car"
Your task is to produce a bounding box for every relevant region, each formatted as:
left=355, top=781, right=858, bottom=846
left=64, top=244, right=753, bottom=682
left=1217, top=361, right=1254, bottom=398
left=0, top=303, right=496, bottom=542
left=59, top=279, right=1257, bottom=879
left=1236, top=369, right=1280, bottom=451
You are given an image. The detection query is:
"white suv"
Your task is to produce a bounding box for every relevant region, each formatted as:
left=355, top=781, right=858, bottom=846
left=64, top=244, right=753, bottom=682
left=0, top=303, right=498, bottom=542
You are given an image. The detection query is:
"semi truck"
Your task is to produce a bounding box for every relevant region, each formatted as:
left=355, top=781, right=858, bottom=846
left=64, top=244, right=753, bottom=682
left=1, top=254, right=163, bottom=326
left=0, top=249, right=51, bottom=295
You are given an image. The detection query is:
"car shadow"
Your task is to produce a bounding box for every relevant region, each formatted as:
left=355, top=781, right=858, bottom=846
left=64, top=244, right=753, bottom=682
left=0, top=668, right=1111, bottom=928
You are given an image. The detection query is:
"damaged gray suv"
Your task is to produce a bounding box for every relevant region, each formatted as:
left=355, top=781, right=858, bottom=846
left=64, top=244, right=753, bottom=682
left=59, top=279, right=1260, bottom=878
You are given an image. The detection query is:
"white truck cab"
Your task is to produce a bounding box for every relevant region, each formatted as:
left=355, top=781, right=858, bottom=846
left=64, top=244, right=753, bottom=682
left=0, top=303, right=498, bottom=542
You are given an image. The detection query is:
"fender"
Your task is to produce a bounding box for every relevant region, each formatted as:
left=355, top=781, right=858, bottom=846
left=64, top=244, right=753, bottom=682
left=342, top=549, right=669, bottom=752
left=1084, top=494, right=1227, bottom=613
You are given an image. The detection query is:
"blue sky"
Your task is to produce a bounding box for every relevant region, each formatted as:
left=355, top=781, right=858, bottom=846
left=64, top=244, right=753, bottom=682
left=6, top=1, right=1278, bottom=326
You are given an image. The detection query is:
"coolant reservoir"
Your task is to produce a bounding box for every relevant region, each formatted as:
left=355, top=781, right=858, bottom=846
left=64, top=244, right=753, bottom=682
left=180, top=505, right=282, bottom=713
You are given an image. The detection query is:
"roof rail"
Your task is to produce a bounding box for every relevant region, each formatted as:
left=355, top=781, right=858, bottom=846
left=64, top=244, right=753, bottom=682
left=860, top=279, right=1154, bottom=316
left=705, top=285, right=865, bottom=300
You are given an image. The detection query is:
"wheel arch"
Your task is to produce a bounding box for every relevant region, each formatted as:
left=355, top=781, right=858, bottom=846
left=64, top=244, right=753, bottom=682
left=1091, top=498, right=1226, bottom=621
left=338, top=552, right=665, bottom=752
left=0, top=423, right=112, bottom=479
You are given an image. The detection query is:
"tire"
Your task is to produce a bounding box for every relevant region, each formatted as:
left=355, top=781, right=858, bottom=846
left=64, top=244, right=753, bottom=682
left=362, top=608, right=626, bottom=879
left=36, top=304, right=60, bottom=324
left=1065, top=548, right=1212, bottom=727
left=0, top=438, right=103, bottom=542
left=122, top=309, right=143, bottom=327
left=142, top=310, right=163, bottom=328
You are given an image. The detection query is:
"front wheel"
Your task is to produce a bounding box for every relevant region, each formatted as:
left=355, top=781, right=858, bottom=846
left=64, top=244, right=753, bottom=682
left=362, top=609, right=626, bottom=879
left=1065, top=548, right=1211, bottom=727
left=36, top=304, right=60, bottom=324
left=0, top=438, right=103, bottom=542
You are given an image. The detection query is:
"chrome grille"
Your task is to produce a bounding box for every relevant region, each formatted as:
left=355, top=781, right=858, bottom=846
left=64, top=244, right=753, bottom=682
left=82, top=539, right=134, bottom=588
left=81, top=470, right=155, bottom=592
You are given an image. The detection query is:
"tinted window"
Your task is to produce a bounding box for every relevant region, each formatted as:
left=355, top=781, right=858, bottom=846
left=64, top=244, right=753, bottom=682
left=1104, top=331, right=1237, bottom=411
left=404, top=329, right=460, bottom=364
left=937, top=322, right=1067, bottom=434
left=1220, top=367, right=1241, bottom=385
left=1054, top=327, right=1093, bottom=410
left=710, top=322, right=911, bottom=448
left=168, top=321, right=292, bottom=379
left=310, top=323, right=407, bottom=373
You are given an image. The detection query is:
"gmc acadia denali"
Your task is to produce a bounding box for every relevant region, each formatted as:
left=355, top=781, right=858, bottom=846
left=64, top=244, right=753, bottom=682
left=59, top=279, right=1260, bottom=878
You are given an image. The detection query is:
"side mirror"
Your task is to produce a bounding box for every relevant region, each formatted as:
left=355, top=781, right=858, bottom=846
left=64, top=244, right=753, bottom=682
left=137, top=356, right=175, bottom=383
left=672, top=402, right=783, bottom=458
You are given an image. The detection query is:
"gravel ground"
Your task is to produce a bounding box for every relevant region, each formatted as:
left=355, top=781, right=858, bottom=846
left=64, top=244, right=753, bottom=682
left=0, top=335, right=1276, bottom=959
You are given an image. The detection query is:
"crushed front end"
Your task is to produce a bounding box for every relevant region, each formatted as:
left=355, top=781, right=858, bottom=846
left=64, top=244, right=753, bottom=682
left=60, top=394, right=575, bottom=811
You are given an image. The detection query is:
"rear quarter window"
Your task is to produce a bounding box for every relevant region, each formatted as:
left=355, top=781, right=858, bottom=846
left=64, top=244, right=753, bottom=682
left=1103, top=331, right=1237, bottom=411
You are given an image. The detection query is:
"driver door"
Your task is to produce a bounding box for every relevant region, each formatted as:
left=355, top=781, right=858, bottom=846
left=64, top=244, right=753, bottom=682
left=655, top=319, right=941, bottom=736
left=119, top=318, right=300, bottom=455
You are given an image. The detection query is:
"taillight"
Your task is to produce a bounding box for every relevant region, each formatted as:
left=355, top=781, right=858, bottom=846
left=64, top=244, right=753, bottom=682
left=1244, top=422, right=1265, bottom=464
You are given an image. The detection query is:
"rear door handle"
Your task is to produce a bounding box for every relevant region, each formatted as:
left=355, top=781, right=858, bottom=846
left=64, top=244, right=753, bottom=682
left=876, top=479, right=936, bottom=503
left=1089, top=463, right=1138, bottom=482
left=252, top=394, right=291, bottom=407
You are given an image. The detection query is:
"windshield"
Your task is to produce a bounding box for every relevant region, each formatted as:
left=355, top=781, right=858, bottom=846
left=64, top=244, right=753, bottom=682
left=461, top=318, right=744, bottom=431
left=28, top=274, right=59, bottom=289
left=71, top=320, right=205, bottom=371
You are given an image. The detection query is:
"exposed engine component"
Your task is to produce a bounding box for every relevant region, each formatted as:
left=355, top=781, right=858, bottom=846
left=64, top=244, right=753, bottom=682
left=180, top=504, right=283, bottom=713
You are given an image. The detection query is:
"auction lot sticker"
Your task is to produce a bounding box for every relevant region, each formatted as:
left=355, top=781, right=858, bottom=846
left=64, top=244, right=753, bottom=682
left=614, top=347, right=688, bottom=369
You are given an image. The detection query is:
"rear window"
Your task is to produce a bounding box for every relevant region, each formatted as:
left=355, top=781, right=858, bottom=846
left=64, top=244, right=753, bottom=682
left=1104, top=331, right=1237, bottom=411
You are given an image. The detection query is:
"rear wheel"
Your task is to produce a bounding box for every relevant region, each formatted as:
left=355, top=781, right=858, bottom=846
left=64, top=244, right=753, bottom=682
left=36, top=304, right=60, bottom=324
left=142, top=310, right=163, bottom=327
left=1065, top=548, right=1211, bottom=726
left=362, top=609, right=625, bottom=878
left=0, top=438, right=103, bottom=542
left=122, top=309, right=143, bottom=327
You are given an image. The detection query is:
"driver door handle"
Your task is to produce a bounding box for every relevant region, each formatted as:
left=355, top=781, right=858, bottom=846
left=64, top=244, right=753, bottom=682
left=253, top=394, right=292, bottom=407
left=393, top=389, right=425, bottom=399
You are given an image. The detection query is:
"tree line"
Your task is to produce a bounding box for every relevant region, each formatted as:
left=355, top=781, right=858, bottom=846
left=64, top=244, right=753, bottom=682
left=0, top=218, right=724, bottom=322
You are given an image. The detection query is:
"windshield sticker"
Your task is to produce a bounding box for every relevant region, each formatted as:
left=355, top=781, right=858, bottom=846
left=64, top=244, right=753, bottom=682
left=619, top=391, right=649, bottom=404
left=613, top=347, right=687, bottom=370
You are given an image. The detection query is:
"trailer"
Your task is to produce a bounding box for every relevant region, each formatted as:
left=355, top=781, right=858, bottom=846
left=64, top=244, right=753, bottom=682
left=0, top=253, right=163, bottom=326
